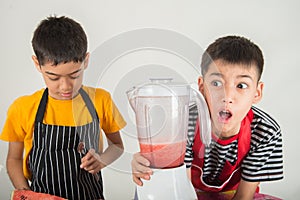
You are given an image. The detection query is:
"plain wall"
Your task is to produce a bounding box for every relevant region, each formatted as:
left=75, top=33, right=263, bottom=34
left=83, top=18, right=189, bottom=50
left=0, top=0, right=299, bottom=199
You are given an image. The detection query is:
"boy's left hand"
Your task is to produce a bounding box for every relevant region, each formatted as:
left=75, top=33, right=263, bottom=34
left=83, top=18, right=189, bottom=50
left=80, top=149, right=103, bottom=174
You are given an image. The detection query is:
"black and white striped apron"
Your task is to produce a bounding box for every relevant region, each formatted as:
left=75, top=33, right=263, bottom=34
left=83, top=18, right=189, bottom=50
left=29, top=88, right=104, bottom=200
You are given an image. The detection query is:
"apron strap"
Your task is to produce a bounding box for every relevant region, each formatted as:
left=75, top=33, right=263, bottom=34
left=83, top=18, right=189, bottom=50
left=236, top=109, right=253, bottom=166
left=35, top=88, right=49, bottom=123
left=79, top=87, right=99, bottom=122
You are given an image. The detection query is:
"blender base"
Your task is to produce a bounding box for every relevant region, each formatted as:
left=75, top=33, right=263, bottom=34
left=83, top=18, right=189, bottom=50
left=136, top=164, right=197, bottom=200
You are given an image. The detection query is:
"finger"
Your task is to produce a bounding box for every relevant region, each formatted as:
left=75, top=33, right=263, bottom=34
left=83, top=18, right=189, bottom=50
left=87, top=167, right=99, bottom=174
left=80, top=155, right=97, bottom=169
left=83, top=160, right=97, bottom=171
left=132, top=156, right=152, bottom=175
left=133, top=153, right=150, bottom=167
left=132, top=170, right=152, bottom=186
left=81, top=160, right=100, bottom=174
left=133, top=171, right=151, bottom=180
left=81, top=149, right=98, bottom=165
left=133, top=175, right=143, bottom=186
left=133, top=164, right=152, bottom=175
left=82, top=149, right=96, bottom=161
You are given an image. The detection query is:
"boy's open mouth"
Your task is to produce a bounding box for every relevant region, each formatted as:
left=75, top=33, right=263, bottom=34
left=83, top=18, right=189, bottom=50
left=219, top=110, right=232, bottom=121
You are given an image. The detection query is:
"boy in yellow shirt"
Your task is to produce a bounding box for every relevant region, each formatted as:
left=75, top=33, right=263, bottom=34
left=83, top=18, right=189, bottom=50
left=0, top=15, right=126, bottom=200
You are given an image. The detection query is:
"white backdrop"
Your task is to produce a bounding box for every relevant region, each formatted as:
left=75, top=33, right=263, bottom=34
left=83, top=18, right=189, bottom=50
left=0, top=0, right=299, bottom=199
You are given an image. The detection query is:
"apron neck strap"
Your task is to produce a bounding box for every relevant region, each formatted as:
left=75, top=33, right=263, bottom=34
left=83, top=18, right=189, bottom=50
left=79, top=87, right=99, bottom=121
left=35, top=88, right=49, bottom=123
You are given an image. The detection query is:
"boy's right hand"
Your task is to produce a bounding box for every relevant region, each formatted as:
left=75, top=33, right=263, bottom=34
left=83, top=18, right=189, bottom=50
left=131, top=152, right=153, bottom=186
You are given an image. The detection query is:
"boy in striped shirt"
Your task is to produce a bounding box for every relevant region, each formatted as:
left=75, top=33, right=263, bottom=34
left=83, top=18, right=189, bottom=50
left=132, top=35, right=283, bottom=199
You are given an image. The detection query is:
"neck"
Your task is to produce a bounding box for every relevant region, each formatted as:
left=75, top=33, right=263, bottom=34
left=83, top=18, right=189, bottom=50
left=212, top=126, right=240, bottom=140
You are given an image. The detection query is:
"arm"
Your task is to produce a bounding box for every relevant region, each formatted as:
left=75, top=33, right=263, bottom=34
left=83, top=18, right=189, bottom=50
left=232, top=179, right=259, bottom=200
left=81, top=131, right=124, bottom=173
left=186, top=167, right=191, bottom=180
left=6, top=142, right=30, bottom=190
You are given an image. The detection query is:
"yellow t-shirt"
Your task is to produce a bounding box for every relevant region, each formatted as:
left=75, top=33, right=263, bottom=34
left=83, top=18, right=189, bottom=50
left=0, top=86, right=126, bottom=179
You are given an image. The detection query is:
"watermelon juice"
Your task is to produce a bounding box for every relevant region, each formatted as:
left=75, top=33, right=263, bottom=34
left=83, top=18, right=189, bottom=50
left=139, top=140, right=186, bottom=168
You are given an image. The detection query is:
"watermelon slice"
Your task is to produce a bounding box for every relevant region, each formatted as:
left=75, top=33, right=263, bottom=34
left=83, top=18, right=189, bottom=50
left=11, top=190, right=67, bottom=200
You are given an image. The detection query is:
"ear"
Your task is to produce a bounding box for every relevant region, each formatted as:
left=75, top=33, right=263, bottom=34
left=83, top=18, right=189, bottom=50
left=198, top=76, right=205, bottom=94
left=32, top=55, right=42, bottom=72
left=83, top=52, right=90, bottom=70
left=253, top=81, right=264, bottom=104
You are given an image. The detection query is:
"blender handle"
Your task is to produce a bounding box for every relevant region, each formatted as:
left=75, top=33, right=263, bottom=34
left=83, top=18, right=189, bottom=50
left=190, top=83, right=211, bottom=147
left=126, top=86, right=137, bottom=112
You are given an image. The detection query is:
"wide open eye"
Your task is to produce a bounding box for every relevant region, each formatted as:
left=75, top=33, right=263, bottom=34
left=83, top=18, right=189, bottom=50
left=211, top=80, right=222, bottom=87
left=237, top=83, right=248, bottom=89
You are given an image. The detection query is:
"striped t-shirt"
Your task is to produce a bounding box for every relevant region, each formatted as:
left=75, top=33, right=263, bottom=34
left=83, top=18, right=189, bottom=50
left=185, top=105, right=283, bottom=182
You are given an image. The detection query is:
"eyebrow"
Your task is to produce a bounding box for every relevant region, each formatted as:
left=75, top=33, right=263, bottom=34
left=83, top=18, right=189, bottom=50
left=45, top=68, right=82, bottom=76
left=209, top=72, right=254, bottom=80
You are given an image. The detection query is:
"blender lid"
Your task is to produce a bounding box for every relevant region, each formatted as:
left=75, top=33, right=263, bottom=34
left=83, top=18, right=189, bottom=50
left=135, top=78, right=190, bottom=96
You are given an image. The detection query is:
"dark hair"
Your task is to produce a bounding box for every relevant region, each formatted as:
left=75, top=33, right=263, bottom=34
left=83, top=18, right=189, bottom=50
left=201, top=35, right=264, bottom=81
left=31, top=15, right=87, bottom=66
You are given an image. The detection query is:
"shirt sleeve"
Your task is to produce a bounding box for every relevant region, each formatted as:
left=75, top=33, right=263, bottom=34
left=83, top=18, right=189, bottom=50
left=241, top=107, right=284, bottom=182
left=0, top=98, right=26, bottom=141
left=99, top=90, right=127, bottom=134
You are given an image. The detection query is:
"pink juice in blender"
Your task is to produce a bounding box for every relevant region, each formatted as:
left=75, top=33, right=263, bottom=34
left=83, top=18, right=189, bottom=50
left=140, top=140, right=186, bottom=168
left=135, top=95, right=189, bottom=169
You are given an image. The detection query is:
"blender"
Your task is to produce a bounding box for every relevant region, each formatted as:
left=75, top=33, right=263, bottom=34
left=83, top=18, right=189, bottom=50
left=127, top=78, right=211, bottom=200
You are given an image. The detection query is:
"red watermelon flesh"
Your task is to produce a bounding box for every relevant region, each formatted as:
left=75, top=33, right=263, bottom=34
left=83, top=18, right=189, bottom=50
left=11, top=190, right=66, bottom=200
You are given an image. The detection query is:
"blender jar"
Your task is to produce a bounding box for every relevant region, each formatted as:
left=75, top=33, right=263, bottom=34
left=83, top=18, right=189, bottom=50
left=127, top=78, right=210, bottom=168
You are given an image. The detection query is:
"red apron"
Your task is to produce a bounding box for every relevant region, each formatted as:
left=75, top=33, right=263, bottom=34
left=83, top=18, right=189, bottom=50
left=191, top=109, right=253, bottom=192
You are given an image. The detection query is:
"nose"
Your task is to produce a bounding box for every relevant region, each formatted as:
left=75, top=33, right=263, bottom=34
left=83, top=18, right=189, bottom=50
left=223, top=98, right=233, bottom=104
left=59, top=77, right=72, bottom=91
left=222, top=87, right=234, bottom=104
